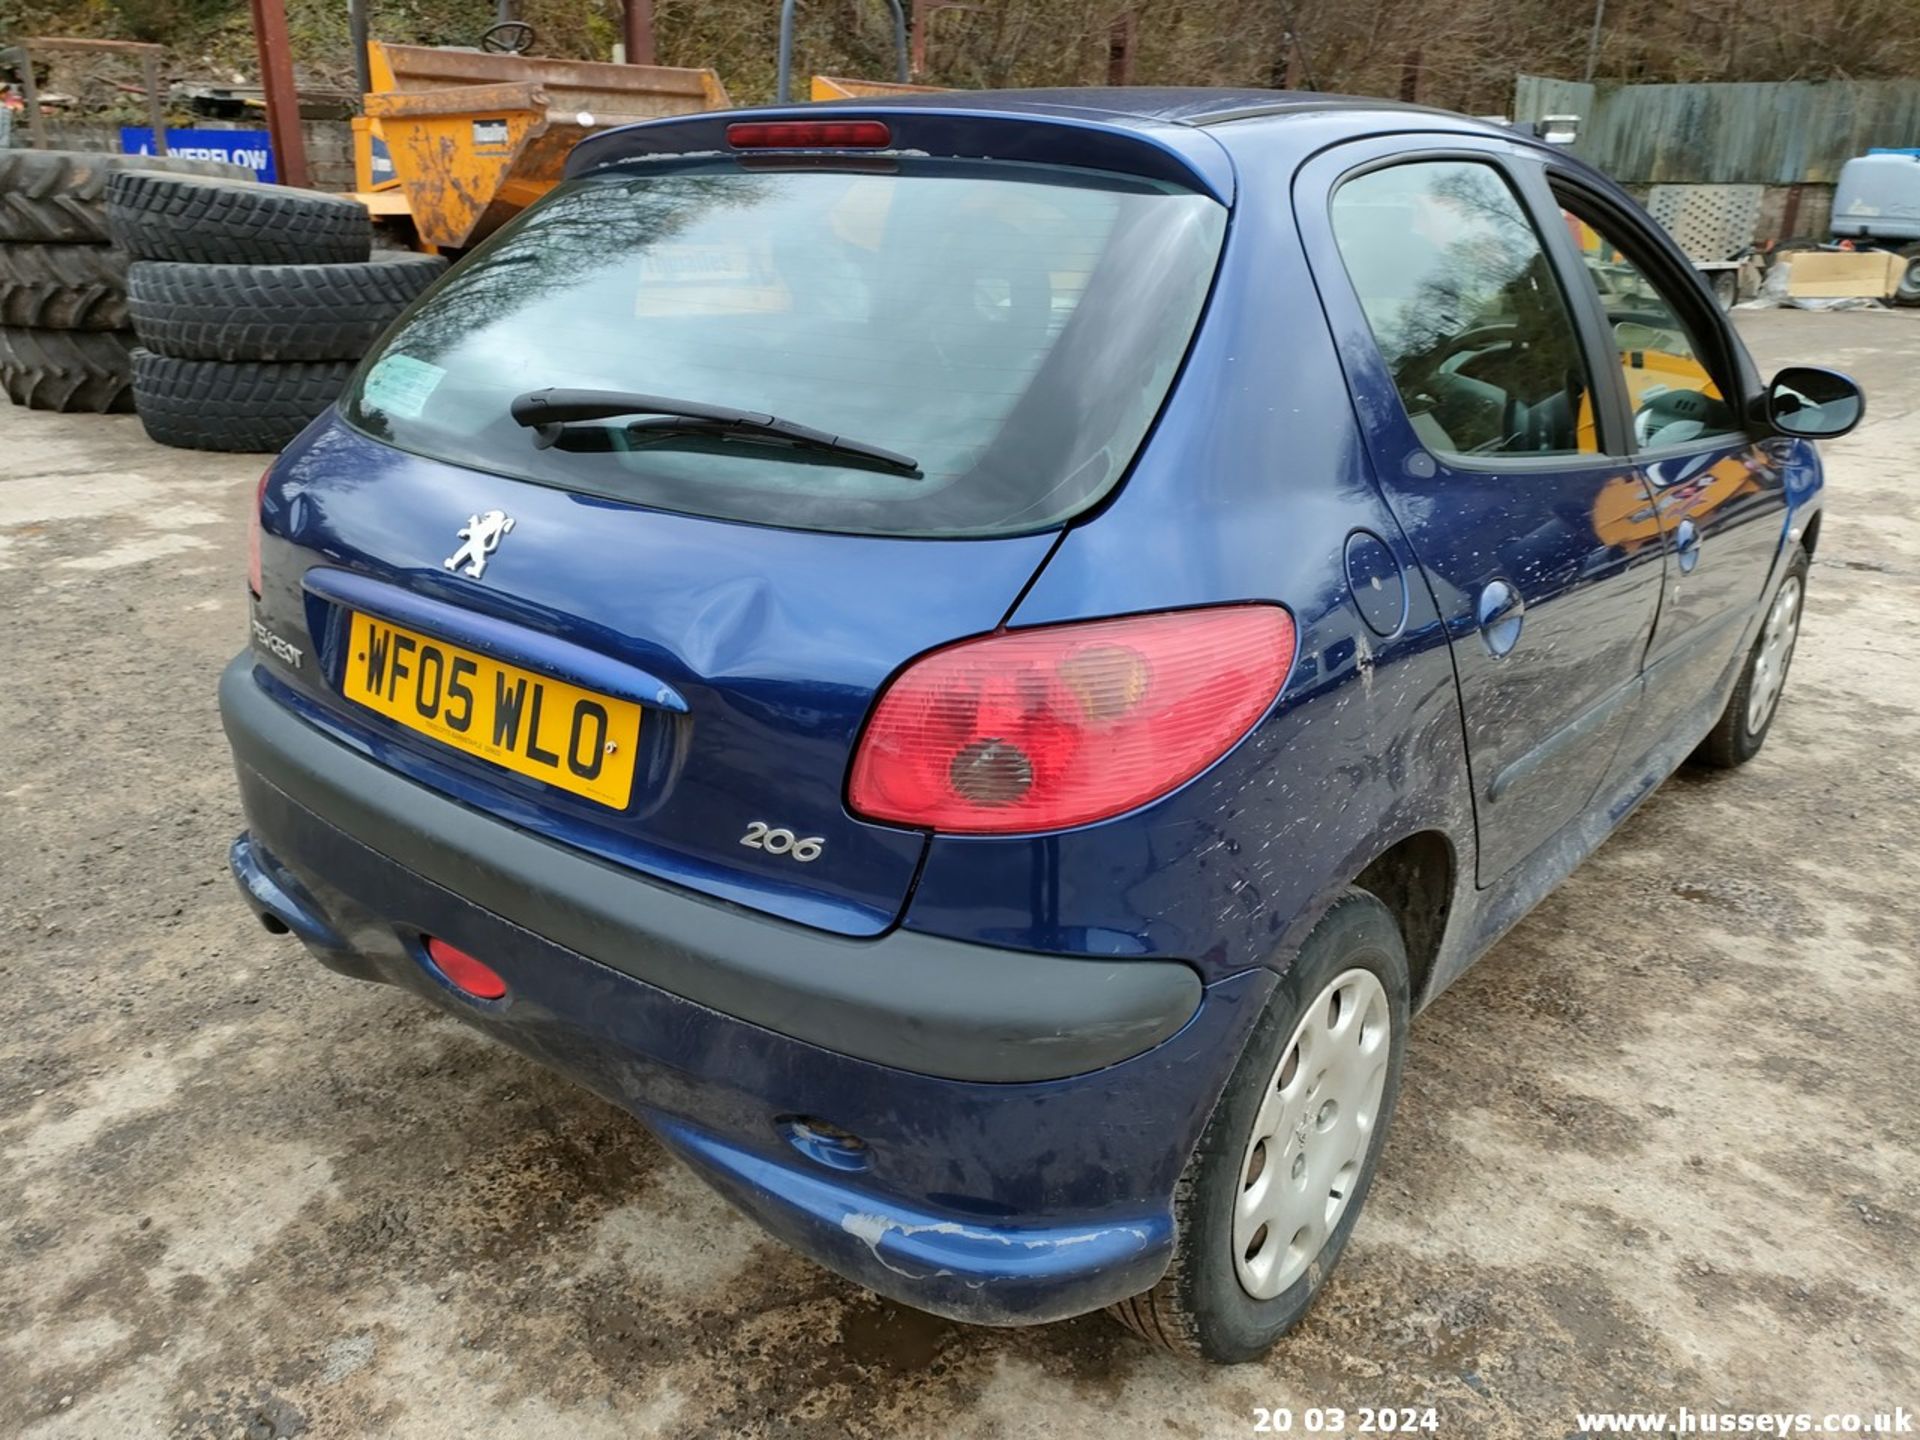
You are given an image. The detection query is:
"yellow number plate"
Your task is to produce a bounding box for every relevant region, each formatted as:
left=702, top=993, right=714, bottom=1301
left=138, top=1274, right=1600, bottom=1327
left=342, top=612, right=641, bottom=810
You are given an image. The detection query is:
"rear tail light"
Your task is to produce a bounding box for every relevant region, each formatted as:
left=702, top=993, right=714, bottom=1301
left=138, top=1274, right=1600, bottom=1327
left=726, top=120, right=892, bottom=149
left=848, top=606, right=1296, bottom=834
left=247, top=465, right=269, bottom=597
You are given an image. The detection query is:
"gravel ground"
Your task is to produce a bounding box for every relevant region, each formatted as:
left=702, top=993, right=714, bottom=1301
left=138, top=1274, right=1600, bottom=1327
left=1, top=310, right=1915, bottom=1440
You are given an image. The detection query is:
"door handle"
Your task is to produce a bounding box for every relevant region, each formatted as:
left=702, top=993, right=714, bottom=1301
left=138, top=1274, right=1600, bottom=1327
left=1673, top=518, right=1702, bottom=574
left=1476, top=580, right=1526, bottom=657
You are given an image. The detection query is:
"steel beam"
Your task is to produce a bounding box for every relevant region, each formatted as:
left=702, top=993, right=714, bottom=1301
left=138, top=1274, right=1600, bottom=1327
left=248, top=0, right=311, bottom=188
left=624, top=0, right=656, bottom=66
left=348, top=0, right=372, bottom=98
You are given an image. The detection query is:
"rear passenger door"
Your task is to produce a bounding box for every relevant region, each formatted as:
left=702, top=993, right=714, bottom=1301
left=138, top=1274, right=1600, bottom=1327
left=1298, top=139, right=1666, bottom=885
left=1545, top=174, right=1790, bottom=748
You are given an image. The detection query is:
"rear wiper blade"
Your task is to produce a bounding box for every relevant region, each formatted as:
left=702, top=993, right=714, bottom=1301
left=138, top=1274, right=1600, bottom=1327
left=509, top=387, right=922, bottom=478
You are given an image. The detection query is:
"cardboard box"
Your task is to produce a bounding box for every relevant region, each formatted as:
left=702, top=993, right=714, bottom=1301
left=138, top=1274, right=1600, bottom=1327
left=1783, top=250, right=1905, bottom=299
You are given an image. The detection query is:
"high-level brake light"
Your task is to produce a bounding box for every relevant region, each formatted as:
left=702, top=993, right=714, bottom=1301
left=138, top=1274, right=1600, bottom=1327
left=726, top=120, right=892, bottom=150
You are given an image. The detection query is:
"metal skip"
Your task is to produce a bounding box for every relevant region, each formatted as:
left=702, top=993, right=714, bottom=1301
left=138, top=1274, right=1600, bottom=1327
left=361, top=42, right=729, bottom=249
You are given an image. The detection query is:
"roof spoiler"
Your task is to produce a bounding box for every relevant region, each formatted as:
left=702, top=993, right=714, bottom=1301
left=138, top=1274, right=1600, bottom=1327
left=565, top=105, right=1236, bottom=204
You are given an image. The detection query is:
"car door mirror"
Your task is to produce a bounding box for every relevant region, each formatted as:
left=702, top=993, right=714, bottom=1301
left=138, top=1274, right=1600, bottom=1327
left=1762, top=366, right=1864, bottom=439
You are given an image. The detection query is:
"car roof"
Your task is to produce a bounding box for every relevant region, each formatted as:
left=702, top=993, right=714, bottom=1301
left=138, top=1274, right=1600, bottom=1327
left=571, top=88, right=1555, bottom=207
left=821, top=86, right=1505, bottom=135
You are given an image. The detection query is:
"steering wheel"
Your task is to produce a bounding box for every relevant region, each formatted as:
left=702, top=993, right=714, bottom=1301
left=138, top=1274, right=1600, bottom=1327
left=1409, top=321, right=1516, bottom=377
left=1609, top=307, right=1687, bottom=356
left=480, top=20, right=537, bottom=53
left=1392, top=321, right=1519, bottom=412
left=1607, top=307, right=1679, bottom=330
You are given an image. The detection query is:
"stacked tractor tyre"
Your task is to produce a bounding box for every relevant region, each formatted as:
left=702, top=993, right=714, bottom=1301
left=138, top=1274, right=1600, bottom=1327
left=0, top=150, right=249, bottom=413
left=109, top=171, right=446, bottom=452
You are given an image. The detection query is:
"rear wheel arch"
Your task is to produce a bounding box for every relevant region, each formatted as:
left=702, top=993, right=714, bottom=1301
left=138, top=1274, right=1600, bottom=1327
left=1350, top=829, right=1456, bottom=1010
left=1111, top=887, right=1412, bottom=1360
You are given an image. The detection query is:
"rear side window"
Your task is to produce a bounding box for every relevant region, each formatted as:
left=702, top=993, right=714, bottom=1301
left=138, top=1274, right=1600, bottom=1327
left=1331, top=160, right=1601, bottom=460
left=345, top=163, right=1226, bottom=537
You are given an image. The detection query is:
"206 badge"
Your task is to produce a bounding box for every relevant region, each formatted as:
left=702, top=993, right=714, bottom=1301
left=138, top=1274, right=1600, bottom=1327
left=444, top=509, right=515, bottom=579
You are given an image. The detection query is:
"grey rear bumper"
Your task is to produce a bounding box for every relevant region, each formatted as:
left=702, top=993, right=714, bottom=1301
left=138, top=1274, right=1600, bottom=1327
left=219, top=656, right=1203, bottom=1082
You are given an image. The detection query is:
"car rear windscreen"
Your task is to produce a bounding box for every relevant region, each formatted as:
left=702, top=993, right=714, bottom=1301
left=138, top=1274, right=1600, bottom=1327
left=344, top=161, right=1227, bottom=537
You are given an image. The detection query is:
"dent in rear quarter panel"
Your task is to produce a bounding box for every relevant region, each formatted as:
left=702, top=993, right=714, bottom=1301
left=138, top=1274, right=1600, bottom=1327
left=248, top=418, right=1058, bottom=937
left=899, top=117, right=1478, bottom=985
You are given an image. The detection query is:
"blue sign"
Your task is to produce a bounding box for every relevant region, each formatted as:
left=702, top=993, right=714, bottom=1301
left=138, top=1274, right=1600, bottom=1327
left=120, top=127, right=276, bottom=183
left=367, top=130, right=396, bottom=186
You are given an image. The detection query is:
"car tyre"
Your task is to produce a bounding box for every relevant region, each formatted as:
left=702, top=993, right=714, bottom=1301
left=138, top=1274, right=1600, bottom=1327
left=1109, top=888, right=1409, bottom=1363
left=131, top=349, right=354, bottom=452
left=106, top=171, right=372, bottom=266
left=1694, top=551, right=1808, bottom=769
left=128, top=254, right=448, bottom=362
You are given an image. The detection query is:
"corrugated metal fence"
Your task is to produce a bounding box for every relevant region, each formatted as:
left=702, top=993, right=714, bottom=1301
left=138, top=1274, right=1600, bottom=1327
left=1513, top=75, right=1920, bottom=185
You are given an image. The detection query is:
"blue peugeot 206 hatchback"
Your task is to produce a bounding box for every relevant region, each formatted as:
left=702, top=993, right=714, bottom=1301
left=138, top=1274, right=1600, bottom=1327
left=221, top=90, right=1863, bottom=1362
